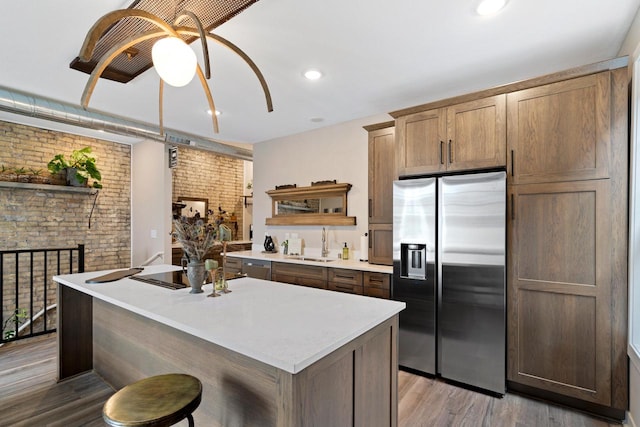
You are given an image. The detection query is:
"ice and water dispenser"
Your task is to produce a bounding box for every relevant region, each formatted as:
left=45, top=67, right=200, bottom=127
left=400, top=243, right=427, bottom=280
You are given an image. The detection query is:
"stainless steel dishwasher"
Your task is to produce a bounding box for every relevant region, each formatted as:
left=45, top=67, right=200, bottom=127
left=241, top=259, right=271, bottom=280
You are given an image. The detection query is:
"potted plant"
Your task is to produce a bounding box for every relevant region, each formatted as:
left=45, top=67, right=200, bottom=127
left=47, top=146, right=103, bottom=188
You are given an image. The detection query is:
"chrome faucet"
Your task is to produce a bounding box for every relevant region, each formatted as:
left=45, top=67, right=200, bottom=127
left=321, top=227, right=329, bottom=258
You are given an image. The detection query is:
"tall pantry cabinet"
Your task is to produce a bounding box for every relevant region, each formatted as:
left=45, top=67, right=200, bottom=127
left=365, top=122, right=396, bottom=265
left=506, top=63, right=629, bottom=417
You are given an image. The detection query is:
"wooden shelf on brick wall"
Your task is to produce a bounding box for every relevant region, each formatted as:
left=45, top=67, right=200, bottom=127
left=0, top=181, right=98, bottom=195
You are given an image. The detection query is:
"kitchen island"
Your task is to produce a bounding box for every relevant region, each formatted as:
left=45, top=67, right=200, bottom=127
left=54, top=264, right=404, bottom=426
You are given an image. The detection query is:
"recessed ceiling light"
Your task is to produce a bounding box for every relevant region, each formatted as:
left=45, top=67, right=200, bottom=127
left=206, top=109, right=221, bottom=116
left=476, top=0, right=507, bottom=16
left=304, top=69, right=323, bottom=80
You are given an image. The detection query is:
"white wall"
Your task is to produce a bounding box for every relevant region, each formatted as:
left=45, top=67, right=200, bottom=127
left=620, top=5, right=640, bottom=58
left=252, top=113, right=391, bottom=258
left=131, top=140, right=172, bottom=267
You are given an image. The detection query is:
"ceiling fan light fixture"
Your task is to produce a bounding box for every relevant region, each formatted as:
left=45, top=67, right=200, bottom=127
left=151, top=37, right=197, bottom=87
left=476, top=0, right=507, bottom=16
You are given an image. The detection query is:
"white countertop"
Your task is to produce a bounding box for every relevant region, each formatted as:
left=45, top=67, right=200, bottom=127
left=226, top=250, right=393, bottom=273
left=54, top=264, right=404, bottom=374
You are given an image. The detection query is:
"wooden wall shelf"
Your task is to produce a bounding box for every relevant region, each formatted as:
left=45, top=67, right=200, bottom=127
left=266, top=183, right=356, bottom=226
left=0, top=181, right=97, bottom=195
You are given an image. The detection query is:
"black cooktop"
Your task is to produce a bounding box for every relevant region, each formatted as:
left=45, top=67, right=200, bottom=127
left=130, top=271, right=189, bottom=290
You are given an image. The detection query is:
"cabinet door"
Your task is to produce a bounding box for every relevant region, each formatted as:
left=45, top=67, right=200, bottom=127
left=368, top=126, right=396, bottom=224
left=507, top=180, right=612, bottom=405
left=272, top=262, right=327, bottom=289
left=446, top=95, right=506, bottom=171
left=369, top=224, right=392, bottom=266
left=507, top=72, right=611, bottom=184
left=396, top=108, right=447, bottom=176
left=363, top=272, right=390, bottom=299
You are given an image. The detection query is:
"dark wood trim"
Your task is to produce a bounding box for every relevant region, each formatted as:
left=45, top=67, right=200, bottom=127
left=389, top=56, right=629, bottom=118
left=57, top=285, right=93, bottom=381
left=608, top=65, right=630, bottom=410
left=363, top=121, right=395, bottom=132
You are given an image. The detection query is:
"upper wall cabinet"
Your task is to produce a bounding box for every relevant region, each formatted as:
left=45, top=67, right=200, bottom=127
left=507, top=72, right=611, bottom=184
left=395, top=95, right=506, bottom=177
left=265, top=183, right=357, bottom=226
left=367, top=123, right=396, bottom=224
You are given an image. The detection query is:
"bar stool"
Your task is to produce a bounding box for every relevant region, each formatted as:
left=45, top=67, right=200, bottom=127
left=103, top=373, right=202, bottom=427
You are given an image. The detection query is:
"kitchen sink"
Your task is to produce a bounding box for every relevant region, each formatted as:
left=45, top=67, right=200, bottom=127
left=286, top=256, right=336, bottom=263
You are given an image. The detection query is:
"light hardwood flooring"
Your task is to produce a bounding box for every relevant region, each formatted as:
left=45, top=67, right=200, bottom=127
left=0, top=335, right=627, bottom=426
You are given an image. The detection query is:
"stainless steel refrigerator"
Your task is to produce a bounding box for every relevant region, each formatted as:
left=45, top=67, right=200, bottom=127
left=392, top=171, right=506, bottom=395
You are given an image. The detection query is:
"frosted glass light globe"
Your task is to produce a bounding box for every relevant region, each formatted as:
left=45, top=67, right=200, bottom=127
left=151, top=37, right=197, bottom=87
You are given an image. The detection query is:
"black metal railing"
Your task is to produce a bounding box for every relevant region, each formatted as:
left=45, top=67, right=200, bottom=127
left=0, top=244, right=84, bottom=344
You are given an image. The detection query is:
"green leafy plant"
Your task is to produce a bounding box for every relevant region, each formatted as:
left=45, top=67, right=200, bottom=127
left=14, top=167, right=29, bottom=182
left=47, top=146, right=103, bottom=189
left=3, top=308, right=28, bottom=340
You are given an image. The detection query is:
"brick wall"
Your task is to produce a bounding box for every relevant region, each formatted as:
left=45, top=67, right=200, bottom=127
left=171, top=146, right=244, bottom=240
left=0, top=120, right=131, bottom=338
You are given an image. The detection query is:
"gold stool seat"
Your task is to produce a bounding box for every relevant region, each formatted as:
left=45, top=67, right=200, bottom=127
left=103, top=373, right=202, bottom=427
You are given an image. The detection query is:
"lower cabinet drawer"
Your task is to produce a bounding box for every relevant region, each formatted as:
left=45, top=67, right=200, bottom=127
left=328, top=269, right=363, bottom=285
left=364, top=287, right=390, bottom=299
left=363, top=272, right=390, bottom=289
left=363, top=272, right=391, bottom=299
left=328, top=282, right=363, bottom=295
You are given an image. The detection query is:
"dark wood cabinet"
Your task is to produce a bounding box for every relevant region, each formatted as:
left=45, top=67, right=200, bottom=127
left=272, top=262, right=328, bottom=289
left=395, top=95, right=506, bottom=177
left=505, top=63, right=629, bottom=417
left=271, top=262, right=391, bottom=299
left=328, top=268, right=363, bottom=295
left=368, top=224, right=393, bottom=266
left=507, top=72, right=611, bottom=184
left=507, top=180, right=612, bottom=405
left=363, top=272, right=390, bottom=299
left=367, top=123, right=396, bottom=224
left=365, top=122, right=395, bottom=266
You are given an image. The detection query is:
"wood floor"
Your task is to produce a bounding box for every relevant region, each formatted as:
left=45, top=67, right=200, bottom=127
left=0, top=335, right=627, bottom=426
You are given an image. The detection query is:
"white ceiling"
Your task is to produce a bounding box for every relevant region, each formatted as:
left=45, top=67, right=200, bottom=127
left=1, top=0, right=639, bottom=145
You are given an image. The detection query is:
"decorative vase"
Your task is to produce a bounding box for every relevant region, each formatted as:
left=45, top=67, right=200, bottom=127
left=185, top=261, right=206, bottom=294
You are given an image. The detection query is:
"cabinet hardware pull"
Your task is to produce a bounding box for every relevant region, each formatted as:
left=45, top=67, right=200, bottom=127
left=448, top=140, right=453, bottom=164
left=369, top=230, right=372, bottom=249
left=511, top=194, right=515, bottom=220
left=335, top=275, right=354, bottom=279
left=511, top=150, right=514, bottom=177
left=368, top=199, right=372, bottom=218
left=440, top=141, right=444, bottom=165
